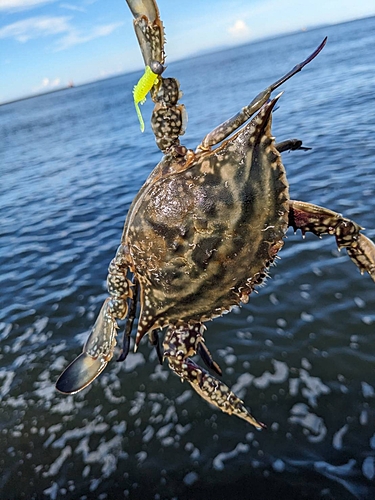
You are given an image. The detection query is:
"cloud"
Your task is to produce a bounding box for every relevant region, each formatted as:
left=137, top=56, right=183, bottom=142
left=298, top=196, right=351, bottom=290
left=228, top=19, right=250, bottom=38
left=43, top=76, right=60, bottom=86
left=33, top=76, right=61, bottom=92
left=59, top=3, right=86, bottom=13
left=0, top=14, right=123, bottom=49
left=55, top=21, right=123, bottom=50
left=0, top=16, right=71, bottom=42
left=0, top=0, right=55, bottom=11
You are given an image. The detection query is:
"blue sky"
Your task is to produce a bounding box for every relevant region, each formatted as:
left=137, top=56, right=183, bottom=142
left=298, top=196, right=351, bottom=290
left=1, top=0, right=375, bottom=103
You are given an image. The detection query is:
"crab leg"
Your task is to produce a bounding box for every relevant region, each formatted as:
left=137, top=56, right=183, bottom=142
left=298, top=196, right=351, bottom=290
left=117, top=276, right=139, bottom=362
left=197, top=339, right=223, bottom=376
left=163, top=324, right=265, bottom=429
left=56, top=245, right=133, bottom=394
left=149, top=330, right=163, bottom=364
left=197, top=37, right=327, bottom=151
left=289, top=200, right=375, bottom=281
left=275, top=138, right=311, bottom=153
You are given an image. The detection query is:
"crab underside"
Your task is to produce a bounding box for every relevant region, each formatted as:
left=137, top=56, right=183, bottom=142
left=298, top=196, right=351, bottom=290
left=56, top=0, right=375, bottom=429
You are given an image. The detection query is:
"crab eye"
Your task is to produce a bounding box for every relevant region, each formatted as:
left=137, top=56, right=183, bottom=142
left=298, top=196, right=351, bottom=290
left=150, top=60, right=165, bottom=75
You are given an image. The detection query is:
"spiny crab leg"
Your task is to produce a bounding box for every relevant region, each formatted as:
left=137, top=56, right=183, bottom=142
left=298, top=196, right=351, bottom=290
left=163, top=324, right=265, bottom=429
left=197, top=37, right=327, bottom=151
left=56, top=245, right=132, bottom=394
left=289, top=200, right=375, bottom=281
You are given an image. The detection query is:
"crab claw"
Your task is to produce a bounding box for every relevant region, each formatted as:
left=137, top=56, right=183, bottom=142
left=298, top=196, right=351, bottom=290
left=56, top=298, right=118, bottom=394
left=126, top=0, right=165, bottom=67
left=55, top=352, right=108, bottom=394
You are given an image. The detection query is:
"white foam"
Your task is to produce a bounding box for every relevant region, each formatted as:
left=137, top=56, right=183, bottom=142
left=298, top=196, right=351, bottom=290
left=156, top=423, right=173, bottom=439
left=232, top=372, right=254, bottom=399
left=43, top=446, right=72, bottom=477
left=253, top=360, right=288, bottom=389
left=299, top=369, right=330, bottom=407
left=289, top=403, right=327, bottom=443
left=175, top=390, right=193, bottom=405
left=332, top=424, right=348, bottom=450
left=362, top=456, right=375, bottom=480
left=272, top=459, right=285, bottom=472
left=361, top=381, right=375, bottom=398
left=142, top=425, right=154, bottom=443
left=0, top=369, right=15, bottom=398
left=183, top=471, right=199, bottom=486
left=213, top=442, right=250, bottom=471
left=123, top=352, right=145, bottom=372
left=43, top=482, right=59, bottom=500
left=52, top=421, right=109, bottom=449
left=150, top=364, right=169, bottom=381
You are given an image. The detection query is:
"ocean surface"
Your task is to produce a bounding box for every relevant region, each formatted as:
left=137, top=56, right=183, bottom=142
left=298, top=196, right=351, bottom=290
left=1, top=14, right=375, bottom=500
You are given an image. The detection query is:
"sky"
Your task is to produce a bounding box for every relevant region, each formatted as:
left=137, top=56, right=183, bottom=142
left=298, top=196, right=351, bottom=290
left=1, top=0, right=375, bottom=104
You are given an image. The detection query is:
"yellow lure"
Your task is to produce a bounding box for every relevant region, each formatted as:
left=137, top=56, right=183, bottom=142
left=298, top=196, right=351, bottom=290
left=133, top=66, right=159, bottom=132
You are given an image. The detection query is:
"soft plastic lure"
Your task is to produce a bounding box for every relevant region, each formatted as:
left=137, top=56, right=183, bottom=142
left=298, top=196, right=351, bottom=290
left=133, top=65, right=159, bottom=132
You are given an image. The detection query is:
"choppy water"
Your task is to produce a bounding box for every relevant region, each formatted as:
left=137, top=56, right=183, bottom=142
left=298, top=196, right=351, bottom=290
left=1, top=14, right=375, bottom=500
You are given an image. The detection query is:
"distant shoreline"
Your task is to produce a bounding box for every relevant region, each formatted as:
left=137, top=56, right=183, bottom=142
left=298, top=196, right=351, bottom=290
left=0, top=85, right=75, bottom=106
left=0, top=71, right=140, bottom=107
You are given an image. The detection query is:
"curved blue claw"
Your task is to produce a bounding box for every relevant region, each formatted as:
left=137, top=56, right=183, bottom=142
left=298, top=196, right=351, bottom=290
left=56, top=298, right=119, bottom=394
left=55, top=352, right=108, bottom=394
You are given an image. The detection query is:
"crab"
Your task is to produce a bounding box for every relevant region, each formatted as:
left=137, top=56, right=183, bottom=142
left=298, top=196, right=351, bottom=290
left=56, top=0, right=375, bottom=429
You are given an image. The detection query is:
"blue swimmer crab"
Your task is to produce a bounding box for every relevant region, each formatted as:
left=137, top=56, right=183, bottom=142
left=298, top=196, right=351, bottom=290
left=56, top=0, right=375, bottom=429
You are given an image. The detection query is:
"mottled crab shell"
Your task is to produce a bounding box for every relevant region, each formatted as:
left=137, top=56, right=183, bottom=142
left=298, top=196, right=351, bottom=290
left=122, top=97, right=288, bottom=343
